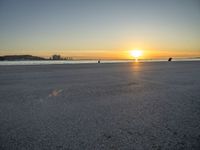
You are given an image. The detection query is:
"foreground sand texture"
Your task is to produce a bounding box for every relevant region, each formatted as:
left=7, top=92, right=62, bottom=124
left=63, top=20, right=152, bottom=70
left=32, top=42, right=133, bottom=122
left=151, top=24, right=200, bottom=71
left=0, top=62, right=200, bottom=149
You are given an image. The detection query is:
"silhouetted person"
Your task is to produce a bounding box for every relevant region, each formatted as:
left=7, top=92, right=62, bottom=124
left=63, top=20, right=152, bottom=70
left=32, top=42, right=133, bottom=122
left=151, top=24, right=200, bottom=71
left=168, top=57, right=172, bottom=61
left=98, top=60, right=101, bottom=63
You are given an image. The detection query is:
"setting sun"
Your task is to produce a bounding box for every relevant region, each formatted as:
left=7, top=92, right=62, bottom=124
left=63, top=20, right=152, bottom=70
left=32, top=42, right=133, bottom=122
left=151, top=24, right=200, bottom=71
left=130, top=50, right=142, bottom=58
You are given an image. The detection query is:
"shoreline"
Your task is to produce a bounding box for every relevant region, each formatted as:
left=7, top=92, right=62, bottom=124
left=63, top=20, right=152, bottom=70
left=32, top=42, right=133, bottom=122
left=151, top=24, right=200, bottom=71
left=0, top=58, right=200, bottom=66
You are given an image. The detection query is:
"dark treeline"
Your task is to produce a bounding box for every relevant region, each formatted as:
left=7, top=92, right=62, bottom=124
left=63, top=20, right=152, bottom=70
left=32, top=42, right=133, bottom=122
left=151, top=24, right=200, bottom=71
left=0, top=55, right=46, bottom=61
left=0, top=55, right=73, bottom=61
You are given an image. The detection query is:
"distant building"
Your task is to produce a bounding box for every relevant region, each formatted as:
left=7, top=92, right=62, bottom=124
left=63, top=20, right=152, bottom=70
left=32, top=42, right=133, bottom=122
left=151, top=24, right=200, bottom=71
left=50, top=54, right=73, bottom=60
left=66, top=57, right=73, bottom=60
left=52, top=55, right=61, bottom=60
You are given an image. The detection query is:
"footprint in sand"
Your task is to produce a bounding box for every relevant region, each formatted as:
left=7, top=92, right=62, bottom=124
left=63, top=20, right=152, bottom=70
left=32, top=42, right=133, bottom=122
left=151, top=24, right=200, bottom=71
left=49, top=89, right=63, bottom=97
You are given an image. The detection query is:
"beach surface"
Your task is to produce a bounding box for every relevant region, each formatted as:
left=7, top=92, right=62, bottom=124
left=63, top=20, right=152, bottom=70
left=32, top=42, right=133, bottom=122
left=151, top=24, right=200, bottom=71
left=0, top=61, right=200, bottom=150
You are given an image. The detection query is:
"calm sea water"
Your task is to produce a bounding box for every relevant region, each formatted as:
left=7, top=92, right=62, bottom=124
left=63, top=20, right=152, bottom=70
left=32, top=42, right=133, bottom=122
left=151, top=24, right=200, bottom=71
left=0, top=59, right=199, bottom=66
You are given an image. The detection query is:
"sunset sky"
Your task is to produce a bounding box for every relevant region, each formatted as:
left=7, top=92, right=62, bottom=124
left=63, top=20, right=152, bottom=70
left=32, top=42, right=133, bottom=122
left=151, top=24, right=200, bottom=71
left=0, top=0, right=200, bottom=59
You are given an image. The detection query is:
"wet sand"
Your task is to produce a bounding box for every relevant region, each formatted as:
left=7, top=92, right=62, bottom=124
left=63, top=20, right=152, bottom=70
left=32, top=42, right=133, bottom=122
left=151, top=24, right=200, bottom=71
left=0, top=61, right=200, bottom=149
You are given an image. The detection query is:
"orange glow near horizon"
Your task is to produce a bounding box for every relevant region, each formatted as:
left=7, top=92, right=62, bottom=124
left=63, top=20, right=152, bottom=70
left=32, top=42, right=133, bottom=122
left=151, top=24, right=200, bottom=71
left=1, top=49, right=200, bottom=60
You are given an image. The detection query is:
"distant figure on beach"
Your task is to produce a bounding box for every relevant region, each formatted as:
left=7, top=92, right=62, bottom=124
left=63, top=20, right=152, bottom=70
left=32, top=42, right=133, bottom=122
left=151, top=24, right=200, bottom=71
left=168, top=57, right=172, bottom=61
left=98, top=60, right=101, bottom=63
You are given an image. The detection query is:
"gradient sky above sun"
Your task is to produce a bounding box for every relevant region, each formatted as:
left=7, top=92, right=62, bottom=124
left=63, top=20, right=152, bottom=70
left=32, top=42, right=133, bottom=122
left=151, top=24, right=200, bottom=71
left=0, top=0, right=200, bottom=59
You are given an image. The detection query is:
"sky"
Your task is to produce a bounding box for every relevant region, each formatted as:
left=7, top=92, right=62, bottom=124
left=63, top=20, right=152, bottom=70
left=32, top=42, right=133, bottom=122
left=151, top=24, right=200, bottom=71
left=0, top=0, right=200, bottom=59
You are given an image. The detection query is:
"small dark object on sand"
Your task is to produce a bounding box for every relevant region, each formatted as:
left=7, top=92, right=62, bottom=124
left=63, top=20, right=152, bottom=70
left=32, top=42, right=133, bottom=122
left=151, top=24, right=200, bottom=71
left=168, top=57, right=172, bottom=61
left=98, top=60, right=101, bottom=63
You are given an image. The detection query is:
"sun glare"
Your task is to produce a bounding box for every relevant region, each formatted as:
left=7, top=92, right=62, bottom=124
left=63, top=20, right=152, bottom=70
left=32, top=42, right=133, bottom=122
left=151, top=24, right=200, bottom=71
left=131, top=50, right=142, bottom=58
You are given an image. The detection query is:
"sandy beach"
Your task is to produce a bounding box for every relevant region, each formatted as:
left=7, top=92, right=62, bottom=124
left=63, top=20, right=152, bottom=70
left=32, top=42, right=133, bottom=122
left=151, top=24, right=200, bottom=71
left=0, top=61, right=200, bottom=149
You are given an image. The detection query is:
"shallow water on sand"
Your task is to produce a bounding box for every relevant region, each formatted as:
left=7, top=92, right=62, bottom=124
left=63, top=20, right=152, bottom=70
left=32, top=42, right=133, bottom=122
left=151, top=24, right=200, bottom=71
left=0, top=61, right=200, bottom=149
